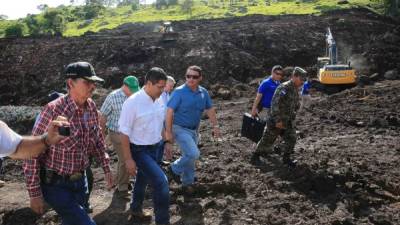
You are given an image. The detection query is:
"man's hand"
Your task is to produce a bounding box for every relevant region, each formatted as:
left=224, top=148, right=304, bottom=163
left=104, top=172, right=114, bottom=190
left=164, top=143, right=173, bottom=160
left=47, top=116, right=70, bottom=145
left=125, top=158, right=137, bottom=177
left=275, top=121, right=284, bottom=129
left=164, top=131, right=173, bottom=144
left=212, top=126, right=221, bottom=139
left=251, top=108, right=258, bottom=118
left=30, top=197, right=45, bottom=215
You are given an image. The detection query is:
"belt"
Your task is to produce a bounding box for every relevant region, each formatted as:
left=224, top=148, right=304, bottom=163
left=41, top=168, right=84, bottom=184
left=178, top=124, right=197, bottom=130
left=131, top=142, right=160, bottom=148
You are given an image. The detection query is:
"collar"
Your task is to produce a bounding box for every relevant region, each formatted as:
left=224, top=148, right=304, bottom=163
left=64, top=94, right=93, bottom=114
left=184, top=84, right=201, bottom=93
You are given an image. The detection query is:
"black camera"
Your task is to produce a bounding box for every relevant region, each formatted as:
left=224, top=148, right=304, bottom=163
left=58, top=126, right=70, bottom=136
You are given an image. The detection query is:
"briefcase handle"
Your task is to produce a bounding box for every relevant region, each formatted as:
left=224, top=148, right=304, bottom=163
left=244, top=112, right=262, bottom=121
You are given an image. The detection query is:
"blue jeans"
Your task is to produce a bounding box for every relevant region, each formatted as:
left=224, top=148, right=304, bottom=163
left=130, top=142, right=170, bottom=224
left=171, top=125, right=199, bottom=186
left=41, top=174, right=95, bottom=225
left=156, top=141, right=165, bottom=164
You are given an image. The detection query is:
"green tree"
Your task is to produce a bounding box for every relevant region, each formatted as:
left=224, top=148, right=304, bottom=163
left=83, top=3, right=105, bottom=19
left=5, top=23, right=25, bottom=37
left=374, top=0, right=399, bottom=16
left=167, top=0, right=178, bottom=6
left=181, top=0, right=194, bottom=15
left=156, top=0, right=167, bottom=9
left=43, top=9, right=66, bottom=35
left=24, top=14, right=42, bottom=36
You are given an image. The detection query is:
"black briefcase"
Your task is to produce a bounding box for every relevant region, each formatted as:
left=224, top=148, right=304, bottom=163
left=241, top=113, right=266, bottom=143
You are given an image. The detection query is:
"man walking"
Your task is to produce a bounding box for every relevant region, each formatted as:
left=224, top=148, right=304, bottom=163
left=100, top=75, right=140, bottom=196
left=251, top=65, right=283, bottom=120
left=250, top=67, right=308, bottom=168
left=158, top=75, right=176, bottom=164
left=165, top=65, right=220, bottom=194
left=119, top=67, right=170, bottom=225
left=23, top=62, right=113, bottom=225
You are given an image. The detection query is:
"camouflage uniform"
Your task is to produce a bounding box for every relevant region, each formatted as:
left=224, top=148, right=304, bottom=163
left=255, top=80, right=300, bottom=158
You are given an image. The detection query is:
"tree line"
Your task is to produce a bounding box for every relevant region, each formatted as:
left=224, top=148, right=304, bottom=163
left=1, top=0, right=398, bottom=38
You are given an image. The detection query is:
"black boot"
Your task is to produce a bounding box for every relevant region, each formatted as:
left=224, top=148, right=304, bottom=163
left=282, top=154, right=297, bottom=169
left=250, top=153, right=263, bottom=166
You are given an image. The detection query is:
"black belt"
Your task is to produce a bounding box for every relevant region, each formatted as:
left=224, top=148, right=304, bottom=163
left=131, top=142, right=160, bottom=148
left=41, top=168, right=84, bottom=184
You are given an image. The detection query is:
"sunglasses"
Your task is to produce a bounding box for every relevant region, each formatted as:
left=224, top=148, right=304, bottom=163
left=186, top=74, right=200, bottom=80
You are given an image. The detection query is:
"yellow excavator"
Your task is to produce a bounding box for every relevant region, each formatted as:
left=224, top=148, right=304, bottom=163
left=310, top=28, right=357, bottom=94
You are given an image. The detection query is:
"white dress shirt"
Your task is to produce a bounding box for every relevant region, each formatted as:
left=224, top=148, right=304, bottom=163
left=118, top=89, right=165, bottom=145
left=0, top=120, right=22, bottom=157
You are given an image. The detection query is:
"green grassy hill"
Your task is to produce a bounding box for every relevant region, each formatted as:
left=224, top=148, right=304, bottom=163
left=0, top=0, right=384, bottom=37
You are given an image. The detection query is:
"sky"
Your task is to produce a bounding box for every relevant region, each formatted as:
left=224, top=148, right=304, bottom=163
left=0, top=0, right=83, bottom=20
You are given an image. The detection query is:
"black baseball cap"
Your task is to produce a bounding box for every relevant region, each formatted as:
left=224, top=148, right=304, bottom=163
left=64, top=62, right=104, bottom=83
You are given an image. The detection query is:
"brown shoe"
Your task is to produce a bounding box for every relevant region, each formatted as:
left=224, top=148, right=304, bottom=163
left=131, top=209, right=152, bottom=221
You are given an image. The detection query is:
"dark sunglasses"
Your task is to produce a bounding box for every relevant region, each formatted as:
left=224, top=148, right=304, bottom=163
left=186, top=74, right=200, bottom=80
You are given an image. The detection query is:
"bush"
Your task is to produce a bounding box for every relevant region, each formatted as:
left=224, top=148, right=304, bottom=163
left=131, top=3, right=139, bottom=11
left=83, top=4, right=105, bottom=19
left=5, top=23, right=25, bottom=37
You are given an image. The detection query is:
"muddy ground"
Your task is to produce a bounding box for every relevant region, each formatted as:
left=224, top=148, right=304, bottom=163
left=1, top=79, right=399, bottom=225
left=1, top=7, right=400, bottom=225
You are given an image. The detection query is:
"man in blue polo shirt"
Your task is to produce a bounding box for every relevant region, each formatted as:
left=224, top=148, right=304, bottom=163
left=251, top=65, right=283, bottom=120
left=165, top=65, right=220, bottom=194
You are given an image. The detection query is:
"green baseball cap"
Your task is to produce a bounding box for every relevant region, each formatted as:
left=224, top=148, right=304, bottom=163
left=123, top=75, right=140, bottom=93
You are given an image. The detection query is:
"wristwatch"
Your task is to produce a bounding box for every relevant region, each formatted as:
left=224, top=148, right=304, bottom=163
left=41, top=133, right=51, bottom=148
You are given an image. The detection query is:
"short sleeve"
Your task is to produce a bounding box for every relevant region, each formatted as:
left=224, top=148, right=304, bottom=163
left=167, top=90, right=181, bottom=111
left=0, top=121, right=22, bottom=157
left=258, top=80, right=268, bottom=94
left=100, top=94, right=112, bottom=117
left=204, top=90, right=212, bottom=109
left=118, top=98, right=136, bottom=136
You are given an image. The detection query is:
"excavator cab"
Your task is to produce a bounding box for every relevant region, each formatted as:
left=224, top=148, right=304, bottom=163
left=161, top=21, right=178, bottom=42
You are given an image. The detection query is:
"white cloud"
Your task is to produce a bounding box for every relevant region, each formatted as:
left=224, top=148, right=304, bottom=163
left=0, top=0, right=82, bottom=20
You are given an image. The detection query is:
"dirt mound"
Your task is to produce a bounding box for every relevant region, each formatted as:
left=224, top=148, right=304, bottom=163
left=0, top=8, right=399, bottom=105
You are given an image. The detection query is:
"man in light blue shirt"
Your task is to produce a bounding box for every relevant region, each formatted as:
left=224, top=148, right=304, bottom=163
left=158, top=75, right=176, bottom=165
left=165, top=65, right=220, bottom=194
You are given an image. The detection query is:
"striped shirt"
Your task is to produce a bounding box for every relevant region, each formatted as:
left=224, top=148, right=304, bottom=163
left=23, top=95, right=110, bottom=198
left=100, top=88, right=128, bottom=132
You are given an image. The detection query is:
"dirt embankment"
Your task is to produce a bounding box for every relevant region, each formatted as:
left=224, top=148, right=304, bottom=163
left=0, top=8, right=399, bottom=106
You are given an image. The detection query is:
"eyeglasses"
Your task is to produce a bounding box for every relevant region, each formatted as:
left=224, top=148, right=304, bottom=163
left=186, top=74, right=200, bottom=80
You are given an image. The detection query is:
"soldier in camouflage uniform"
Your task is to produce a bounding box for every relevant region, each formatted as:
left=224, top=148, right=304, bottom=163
left=250, top=67, right=308, bottom=168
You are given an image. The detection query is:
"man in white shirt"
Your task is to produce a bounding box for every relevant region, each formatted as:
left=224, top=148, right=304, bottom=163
left=119, top=67, right=170, bottom=225
left=0, top=119, right=68, bottom=159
